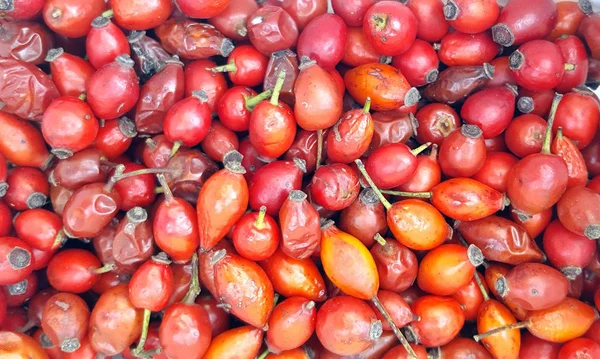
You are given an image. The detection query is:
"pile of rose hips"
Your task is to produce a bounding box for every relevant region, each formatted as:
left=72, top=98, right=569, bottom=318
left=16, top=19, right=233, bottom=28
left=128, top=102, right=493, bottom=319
left=0, top=0, right=600, bottom=358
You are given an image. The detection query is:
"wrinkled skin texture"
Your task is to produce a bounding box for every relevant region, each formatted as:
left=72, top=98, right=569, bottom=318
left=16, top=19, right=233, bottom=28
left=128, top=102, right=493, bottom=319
left=0, top=58, right=59, bottom=121
left=0, top=21, right=54, bottom=65
left=279, top=191, right=321, bottom=259
left=424, top=64, right=492, bottom=104
left=456, top=215, right=544, bottom=264
left=155, top=19, right=233, bottom=60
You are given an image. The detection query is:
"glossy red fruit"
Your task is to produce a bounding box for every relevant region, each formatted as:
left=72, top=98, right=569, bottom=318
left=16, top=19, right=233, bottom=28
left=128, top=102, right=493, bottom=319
left=41, top=96, right=99, bottom=159
left=212, top=45, right=268, bottom=88
left=110, top=0, right=173, bottom=30
left=14, top=208, right=62, bottom=252
left=154, top=175, right=199, bottom=263
left=46, top=47, right=95, bottom=98
left=249, top=159, right=305, bottom=217
left=41, top=292, right=89, bottom=353
left=0, top=112, right=52, bottom=169
left=42, top=0, right=106, bottom=38
left=461, top=85, right=517, bottom=138
left=232, top=207, right=280, bottom=261
left=558, top=338, right=600, bottom=359
left=491, top=0, right=557, bottom=47
left=552, top=91, right=600, bottom=149
left=0, top=0, right=45, bottom=20
left=213, top=250, right=274, bottom=328
left=557, top=186, right=600, bottom=240
left=554, top=36, right=589, bottom=93
left=414, top=103, right=460, bottom=146
left=249, top=72, right=297, bottom=158
left=266, top=297, right=316, bottom=353
left=47, top=249, right=111, bottom=293
left=405, top=0, right=449, bottom=43
left=198, top=155, right=249, bottom=251
left=519, top=332, right=561, bottom=359
left=310, top=163, right=360, bottom=211
left=159, top=300, right=212, bottom=359
left=472, top=151, right=519, bottom=193
left=496, top=262, right=569, bottom=311
left=297, top=13, right=347, bottom=69
left=365, top=143, right=428, bottom=189
left=164, top=92, right=213, bottom=150
left=391, top=39, right=439, bottom=87
left=315, top=296, right=382, bottom=356
left=86, top=16, right=130, bottom=70
left=443, top=0, right=499, bottom=34
left=504, top=114, right=546, bottom=158
left=294, top=60, right=343, bottom=131
left=87, top=55, right=140, bottom=120
left=363, top=1, right=418, bottom=56
left=247, top=6, right=299, bottom=56
left=88, top=284, right=144, bottom=356
left=208, top=0, right=259, bottom=41
left=437, top=31, right=500, bottom=67
left=544, top=220, right=596, bottom=280
left=438, top=124, right=487, bottom=178
left=510, top=40, right=565, bottom=90
left=0, top=237, right=33, bottom=286
left=4, top=167, right=49, bottom=211
left=407, top=295, right=465, bottom=347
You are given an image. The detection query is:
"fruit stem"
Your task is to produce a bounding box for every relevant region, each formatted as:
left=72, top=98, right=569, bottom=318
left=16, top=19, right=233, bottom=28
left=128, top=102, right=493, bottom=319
left=363, top=97, right=372, bottom=114
left=429, top=144, right=439, bottom=159
left=170, top=140, right=182, bottom=158
left=182, top=253, right=200, bottom=304
left=411, top=142, right=431, bottom=156
left=564, top=63, right=575, bottom=71
left=379, top=189, right=432, bottom=199
left=131, top=308, right=151, bottom=357
left=156, top=174, right=174, bottom=203
left=556, top=126, right=563, bottom=139
left=104, top=164, right=125, bottom=192
left=101, top=9, right=114, bottom=18
left=354, top=159, right=392, bottom=210
left=245, top=89, right=273, bottom=111
left=473, top=272, right=489, bottom=302
left=52, top=230, right=65, bottom=248
left=78, top=93, right=87, bottom=101
left=374, top=233, right=387, bottom=246
left=94, top=263, right=116, bottom=274
left=257, top=349, right=270, bottom=359
left=117, top=167, right=176, bottom=181
left=273, top=293, right=280, bottom=307
left=270, top=71, right=286, bottom=106
left=541, top=93, right=563, bottom=154
left=154, top=187, right=164, bottom=194
left=254, top=206, right=267, bottom=229
left=371, top=295, right=418, bottom=359
left=473, top=321, right=530, bottom=342
left=316, top=130, right=323, bottom=169
left=209, top=62, right=237, bottom=73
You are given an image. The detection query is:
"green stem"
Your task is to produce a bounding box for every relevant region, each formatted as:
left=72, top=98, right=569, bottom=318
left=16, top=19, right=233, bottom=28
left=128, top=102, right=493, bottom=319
left=363, top=97, right=372, bottom=113
left=473, top=272, right=490, bottom=302
left=371, top=295, right=418, bottom=359
left=257, top=348, right=270, bottom=359
left=101, top=9, right=114, bottom=18
left=156, top=174, right=174, bottom=203
left=379, top=189, right=432, bottom=199
left=564, top=63, right=575, bottom=71
left=210, top=62, right=237, bottom=73
left=411, top=142, right=431, bottom=156
left=245, top=89, right=273, bottom=111
left=374, top=233, right=387, bottom=246
left=132, top=309, right=151, bottom=357
left=254, top=206, right=267, bottom=230
left=270, top=71, right=286, bottom=106
left=78, top=93, right=87, bottom=101
left=170, top=140, right=182, bottom=158
left=182, top=253, right=200, bottom=304
left=94, top=263, right=116, bottom=274
left=354, top=159, right=392, bottom=210
left=541, top=93, right=563, bottom=154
